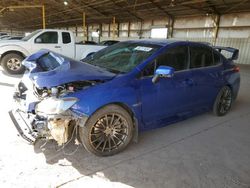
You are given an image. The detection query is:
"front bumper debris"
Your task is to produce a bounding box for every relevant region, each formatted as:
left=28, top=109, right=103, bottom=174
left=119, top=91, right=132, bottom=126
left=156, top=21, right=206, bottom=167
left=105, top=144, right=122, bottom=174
left=9, top=109, right=37, bottom=143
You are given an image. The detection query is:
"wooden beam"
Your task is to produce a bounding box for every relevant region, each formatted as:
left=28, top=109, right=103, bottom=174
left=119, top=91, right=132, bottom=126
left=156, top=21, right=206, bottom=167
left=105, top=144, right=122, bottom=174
left=148, top=0, right=173, bottom=19
left=110, top=0, right=143, bottom=21
left=224, top=0, right=249, bottom=13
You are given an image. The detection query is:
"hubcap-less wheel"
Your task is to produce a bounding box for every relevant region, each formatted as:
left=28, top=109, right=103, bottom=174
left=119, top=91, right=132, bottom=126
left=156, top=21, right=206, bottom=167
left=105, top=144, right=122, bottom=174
left=7, top=58, right=22, bottom=71
left=213, top=86, right=233, bottom=116
left=90, top=113, right=129, bottom=152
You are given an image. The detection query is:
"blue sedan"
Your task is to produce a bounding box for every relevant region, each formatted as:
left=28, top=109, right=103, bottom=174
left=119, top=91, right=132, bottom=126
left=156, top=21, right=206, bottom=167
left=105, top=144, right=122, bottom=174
left=9, top=40, right=240, bottom=156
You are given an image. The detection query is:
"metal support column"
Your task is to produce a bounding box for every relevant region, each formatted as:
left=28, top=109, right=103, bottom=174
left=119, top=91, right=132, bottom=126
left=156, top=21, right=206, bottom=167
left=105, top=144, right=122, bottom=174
left=83, top=12, right=86, bottom=41
left=213, top=14, right=221, bottom=45
left=108, top=23, right=111, bottom=38
left=42, top=5, right=45, bottom=29
left=168, top=16, right=174, bottom=38
left=112, top=16, right=116, bottom=39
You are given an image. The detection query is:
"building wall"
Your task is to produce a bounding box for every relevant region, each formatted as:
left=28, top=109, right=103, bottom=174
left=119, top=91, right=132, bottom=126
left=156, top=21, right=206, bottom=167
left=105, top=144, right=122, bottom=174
left=1, top=13, right=250, bottom=64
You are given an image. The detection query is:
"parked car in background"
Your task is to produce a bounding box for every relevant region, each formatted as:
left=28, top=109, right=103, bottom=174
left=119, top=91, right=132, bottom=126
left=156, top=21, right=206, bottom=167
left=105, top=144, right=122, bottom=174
left=76, top=40, right=97, bottom=45
left=7, top=36, right=24, bottom=40
left=100, top=40, right=120, bottom=46
left=0, top=36, right=23, bottom=41
left=0, top=32, right=8, bottom=36
left=9, top=40, right=240, bottom=156
left=0, top=29, right=106, bottom=74
left=0, top=35, right=11, bottom=40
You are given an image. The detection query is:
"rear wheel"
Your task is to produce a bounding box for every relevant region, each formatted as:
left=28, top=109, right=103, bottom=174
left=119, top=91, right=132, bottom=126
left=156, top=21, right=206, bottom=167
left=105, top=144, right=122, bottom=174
left=79, top=105, right=133, bottom=156
left=1, top=53, right=25, bottom=74
left=213, top=86, right=233, bottom=116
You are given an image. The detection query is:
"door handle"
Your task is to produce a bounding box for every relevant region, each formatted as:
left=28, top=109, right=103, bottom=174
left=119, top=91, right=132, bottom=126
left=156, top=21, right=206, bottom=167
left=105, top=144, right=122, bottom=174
left=182, top=78, right=194, bottom=86
left=55, top=46, right=61, bottom=48
left=209, top=72, right=221, bottom=78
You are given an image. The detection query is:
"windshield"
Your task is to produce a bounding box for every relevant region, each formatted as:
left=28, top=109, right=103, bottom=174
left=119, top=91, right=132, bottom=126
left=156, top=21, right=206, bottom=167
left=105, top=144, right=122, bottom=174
left=83, top=42, right=160, bottom=73
left=22, top=30, right=41, bottom=41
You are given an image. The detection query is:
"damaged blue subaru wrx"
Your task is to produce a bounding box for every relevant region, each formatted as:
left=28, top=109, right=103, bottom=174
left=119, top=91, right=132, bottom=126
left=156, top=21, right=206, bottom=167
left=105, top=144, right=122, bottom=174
left=9, top=40, right=240, bottom=156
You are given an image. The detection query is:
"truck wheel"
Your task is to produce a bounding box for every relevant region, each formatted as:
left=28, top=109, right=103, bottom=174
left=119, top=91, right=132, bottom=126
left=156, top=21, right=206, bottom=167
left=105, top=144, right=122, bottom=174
left=1, top=53, right=25, bottom=74
left=213, top=86, right=233, bottom=116
left=79, top=105, right=134, bottom=156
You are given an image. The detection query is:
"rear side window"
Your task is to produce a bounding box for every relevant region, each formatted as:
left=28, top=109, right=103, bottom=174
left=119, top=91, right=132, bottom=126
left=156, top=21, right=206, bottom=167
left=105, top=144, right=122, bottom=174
left=35, top=32, right=58, bottom=44
left=62, top=32, right=71, bottom=44
left=190, top=46, right=213, bottom=68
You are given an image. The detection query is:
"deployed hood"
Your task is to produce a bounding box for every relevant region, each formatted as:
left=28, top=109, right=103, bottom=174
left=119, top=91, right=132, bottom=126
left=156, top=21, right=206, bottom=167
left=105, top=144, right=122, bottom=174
left=23, top=50, right=116, bottom=88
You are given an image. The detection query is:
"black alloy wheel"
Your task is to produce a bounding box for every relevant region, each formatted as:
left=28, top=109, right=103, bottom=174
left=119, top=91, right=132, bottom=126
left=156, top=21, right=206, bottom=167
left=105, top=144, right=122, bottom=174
left=80, top=105, right=133, bottom=156
left=213, top=86, right=233, bottom=116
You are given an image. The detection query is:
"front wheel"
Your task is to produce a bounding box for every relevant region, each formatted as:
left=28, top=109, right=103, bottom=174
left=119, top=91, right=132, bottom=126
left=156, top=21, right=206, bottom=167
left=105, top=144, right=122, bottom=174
left=79, top=105, right=133, bottom=156
left=213, top=86, right=233, bottom=116
left=1, top=53, right=25, bottom=74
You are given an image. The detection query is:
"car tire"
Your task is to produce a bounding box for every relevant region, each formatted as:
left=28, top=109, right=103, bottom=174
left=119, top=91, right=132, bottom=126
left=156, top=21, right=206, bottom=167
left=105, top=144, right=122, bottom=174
left=1, top=53, right=25, bottom=74
left=213, top=86, right=233, bottom=116
left=79, top=104, right=134, bottom=156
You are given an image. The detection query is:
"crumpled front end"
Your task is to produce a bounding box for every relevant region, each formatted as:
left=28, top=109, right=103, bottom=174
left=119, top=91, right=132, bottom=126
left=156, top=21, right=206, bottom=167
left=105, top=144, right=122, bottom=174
left=9, top=50, right=114, bottom=146
left=9, top=74, right=89, bottom=145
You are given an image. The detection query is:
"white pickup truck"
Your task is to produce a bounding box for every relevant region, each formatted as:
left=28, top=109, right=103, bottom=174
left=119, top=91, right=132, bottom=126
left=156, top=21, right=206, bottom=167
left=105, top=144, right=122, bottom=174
left=0, top=29, right=105, bottom=74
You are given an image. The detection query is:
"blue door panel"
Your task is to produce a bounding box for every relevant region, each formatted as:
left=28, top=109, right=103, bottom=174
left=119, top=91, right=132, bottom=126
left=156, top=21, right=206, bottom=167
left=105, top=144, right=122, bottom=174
left=139, top=70, right=194, bottom=127
left=190, top=65, right=225, bottom=108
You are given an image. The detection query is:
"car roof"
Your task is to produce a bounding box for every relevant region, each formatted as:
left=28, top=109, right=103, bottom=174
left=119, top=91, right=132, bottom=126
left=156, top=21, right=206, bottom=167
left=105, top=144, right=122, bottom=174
left=39, top=29, right=70, bottom=33
left=125, top=39, right=211, bottom=47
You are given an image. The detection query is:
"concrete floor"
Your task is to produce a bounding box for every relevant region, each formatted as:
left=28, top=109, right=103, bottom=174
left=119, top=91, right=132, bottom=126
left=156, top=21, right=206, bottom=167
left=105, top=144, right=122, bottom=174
left=0, top=65, right=249, bottom=188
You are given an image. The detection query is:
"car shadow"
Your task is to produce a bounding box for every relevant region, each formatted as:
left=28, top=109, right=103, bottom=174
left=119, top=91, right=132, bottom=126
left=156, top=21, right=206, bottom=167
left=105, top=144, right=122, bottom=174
left=33, top=124, right=185, bottom=187
left=31, top=107, right=246, bottom=187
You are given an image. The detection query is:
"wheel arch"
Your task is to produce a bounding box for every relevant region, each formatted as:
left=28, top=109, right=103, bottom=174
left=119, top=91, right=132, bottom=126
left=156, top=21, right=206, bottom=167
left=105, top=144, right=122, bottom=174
left=226, top=75, right=240, bottom=101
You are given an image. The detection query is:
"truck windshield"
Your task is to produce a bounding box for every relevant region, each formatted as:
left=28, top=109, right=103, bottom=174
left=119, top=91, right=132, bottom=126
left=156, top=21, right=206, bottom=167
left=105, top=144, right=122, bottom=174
left=22, top=30, right=41, bottom=41
left=83, top=42, right=160, bottom=73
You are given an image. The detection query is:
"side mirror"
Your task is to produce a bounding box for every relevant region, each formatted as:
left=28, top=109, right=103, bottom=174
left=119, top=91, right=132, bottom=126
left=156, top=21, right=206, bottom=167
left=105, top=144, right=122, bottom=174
left=152, top=66, right=174, bottom=84
left=35, top=38, right=42, bottom=43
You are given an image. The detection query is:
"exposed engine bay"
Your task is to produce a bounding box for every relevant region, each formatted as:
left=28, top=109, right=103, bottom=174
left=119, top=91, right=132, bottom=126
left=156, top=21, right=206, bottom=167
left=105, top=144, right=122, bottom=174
left=33, top=80, right=97, bottom=99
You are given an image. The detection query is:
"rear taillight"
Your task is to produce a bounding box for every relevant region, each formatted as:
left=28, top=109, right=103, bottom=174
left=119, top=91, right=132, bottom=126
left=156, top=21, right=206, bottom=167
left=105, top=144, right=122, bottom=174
left=233, top=66, right=240, bottom=72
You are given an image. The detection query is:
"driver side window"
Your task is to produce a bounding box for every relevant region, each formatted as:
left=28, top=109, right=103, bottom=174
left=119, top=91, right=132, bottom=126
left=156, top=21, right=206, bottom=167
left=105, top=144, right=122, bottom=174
left=142, top=45, right=189, bottom=77
left=35, top=32, right=58, bottom=44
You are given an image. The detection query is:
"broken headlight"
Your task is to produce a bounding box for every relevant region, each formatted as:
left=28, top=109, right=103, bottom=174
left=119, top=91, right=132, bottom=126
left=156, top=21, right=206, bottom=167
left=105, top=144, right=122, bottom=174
left=35, top=97, right=78, bottom=115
